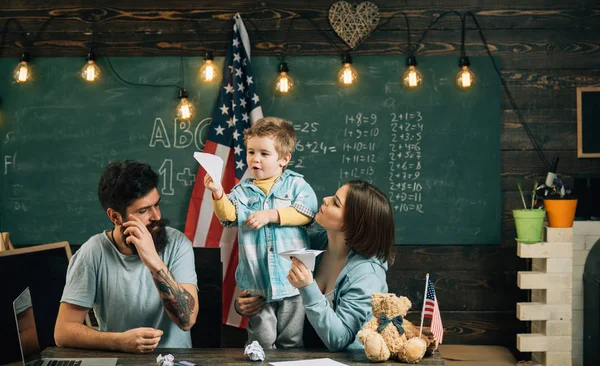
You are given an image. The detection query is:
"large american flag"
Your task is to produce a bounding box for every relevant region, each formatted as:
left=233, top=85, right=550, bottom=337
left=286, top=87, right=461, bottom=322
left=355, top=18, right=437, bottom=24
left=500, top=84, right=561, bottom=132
left=423, top=277, right=444, bottom=343
left=185, top=13, right=263, bottom=328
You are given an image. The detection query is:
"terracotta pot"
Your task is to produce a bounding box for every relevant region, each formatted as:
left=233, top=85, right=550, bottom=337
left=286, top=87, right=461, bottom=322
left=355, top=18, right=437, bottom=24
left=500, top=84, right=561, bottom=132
left=544, top=198, right=578, bottom=228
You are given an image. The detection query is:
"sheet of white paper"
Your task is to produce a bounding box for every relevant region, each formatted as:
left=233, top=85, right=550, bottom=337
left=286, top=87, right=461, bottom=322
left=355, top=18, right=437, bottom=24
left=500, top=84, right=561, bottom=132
left=193, top=152, right=224, bottom=186
left=278, top=248, right=324, bottom=271
left=270, top=358, right=347, bottom=366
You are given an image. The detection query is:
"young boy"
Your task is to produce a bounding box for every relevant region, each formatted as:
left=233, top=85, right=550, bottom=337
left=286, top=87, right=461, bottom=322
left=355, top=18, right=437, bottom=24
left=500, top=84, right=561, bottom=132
left=204, top=117, right=318, bottom=349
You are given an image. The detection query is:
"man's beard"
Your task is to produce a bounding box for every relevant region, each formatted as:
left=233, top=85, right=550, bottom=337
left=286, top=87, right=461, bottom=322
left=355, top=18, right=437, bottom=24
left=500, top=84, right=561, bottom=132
left=121, top=218, right=170, bottom=255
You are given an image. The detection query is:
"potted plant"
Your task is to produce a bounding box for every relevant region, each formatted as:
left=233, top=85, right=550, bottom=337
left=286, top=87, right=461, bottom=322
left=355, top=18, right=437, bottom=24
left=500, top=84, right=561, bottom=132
left=537, top=173, right=578, bottom=228
left=514, top=180, right=546, bottom=243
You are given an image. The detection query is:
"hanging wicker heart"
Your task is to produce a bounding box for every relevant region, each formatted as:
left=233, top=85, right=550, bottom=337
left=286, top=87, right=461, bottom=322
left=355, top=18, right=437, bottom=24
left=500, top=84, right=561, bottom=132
left=328, top=1, right=380, bottom=50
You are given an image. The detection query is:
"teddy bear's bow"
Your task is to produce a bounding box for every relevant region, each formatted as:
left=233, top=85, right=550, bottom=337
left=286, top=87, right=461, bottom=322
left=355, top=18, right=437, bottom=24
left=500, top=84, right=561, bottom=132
left=377, top=314, right=405, bottom=334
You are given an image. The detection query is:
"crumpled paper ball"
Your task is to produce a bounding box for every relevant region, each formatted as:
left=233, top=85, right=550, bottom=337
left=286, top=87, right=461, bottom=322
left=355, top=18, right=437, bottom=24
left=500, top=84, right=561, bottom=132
left=244, top=341, right=265, bottom=361
left=157, top=354, right=175, bottom=366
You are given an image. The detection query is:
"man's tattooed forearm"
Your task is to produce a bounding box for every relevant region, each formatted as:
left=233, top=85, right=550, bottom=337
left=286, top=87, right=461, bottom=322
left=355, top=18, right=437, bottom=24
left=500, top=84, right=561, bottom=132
left=154, top=269, right=195, bottom=326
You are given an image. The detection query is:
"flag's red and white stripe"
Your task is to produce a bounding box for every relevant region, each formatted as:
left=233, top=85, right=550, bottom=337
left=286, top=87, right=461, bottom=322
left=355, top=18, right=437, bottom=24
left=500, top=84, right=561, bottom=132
left=184, top=14, right=262, bottom=328
left=423, top=278, right=444, bottom=344
left=424, top=297, right=444, bottom=344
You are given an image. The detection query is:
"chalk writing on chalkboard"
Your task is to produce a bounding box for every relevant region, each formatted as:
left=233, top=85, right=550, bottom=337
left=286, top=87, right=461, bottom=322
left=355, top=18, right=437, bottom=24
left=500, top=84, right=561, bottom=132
left=0, top=56, right=501, bottom=246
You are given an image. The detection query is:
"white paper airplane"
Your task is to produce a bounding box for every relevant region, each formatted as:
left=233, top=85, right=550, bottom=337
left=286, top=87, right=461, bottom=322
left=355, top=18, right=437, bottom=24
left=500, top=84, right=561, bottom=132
left=193, top=152, right=224, bottom=186
left=278, top=248, right=325, bottom=271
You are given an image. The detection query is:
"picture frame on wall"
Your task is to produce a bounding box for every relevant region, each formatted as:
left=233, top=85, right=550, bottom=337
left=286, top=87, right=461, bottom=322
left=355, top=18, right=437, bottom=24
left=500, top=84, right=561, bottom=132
left=577, top=86, right=600, bottom=158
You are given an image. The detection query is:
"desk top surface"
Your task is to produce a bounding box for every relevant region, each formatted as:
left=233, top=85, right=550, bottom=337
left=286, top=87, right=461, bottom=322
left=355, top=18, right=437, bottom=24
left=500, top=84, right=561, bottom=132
left=43, top=347, right=444, bottom=365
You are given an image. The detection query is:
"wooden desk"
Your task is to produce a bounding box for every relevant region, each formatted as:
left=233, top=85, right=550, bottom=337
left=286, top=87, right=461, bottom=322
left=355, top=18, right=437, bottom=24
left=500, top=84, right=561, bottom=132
left=43, top=348, right=444, bottom=365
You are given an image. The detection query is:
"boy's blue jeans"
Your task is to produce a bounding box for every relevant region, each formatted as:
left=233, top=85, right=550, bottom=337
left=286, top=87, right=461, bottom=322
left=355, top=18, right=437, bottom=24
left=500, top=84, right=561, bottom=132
left=246, top=295, right=305, bottom=349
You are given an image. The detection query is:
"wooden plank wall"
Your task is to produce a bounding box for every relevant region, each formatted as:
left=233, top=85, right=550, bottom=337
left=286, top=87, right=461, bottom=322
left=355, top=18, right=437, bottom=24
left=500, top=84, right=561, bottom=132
left=2, top=0, right=600, bottom=357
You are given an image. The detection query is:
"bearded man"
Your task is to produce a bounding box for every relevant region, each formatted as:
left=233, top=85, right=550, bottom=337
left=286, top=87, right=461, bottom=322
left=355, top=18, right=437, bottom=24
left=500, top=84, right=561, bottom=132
left=55, top=161, right=198, bottom=352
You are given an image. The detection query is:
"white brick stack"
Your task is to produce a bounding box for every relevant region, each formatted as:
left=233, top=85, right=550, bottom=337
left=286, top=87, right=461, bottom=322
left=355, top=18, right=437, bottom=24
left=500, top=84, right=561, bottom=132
left=571, top=222, right=600, bottom=366
left=516, top=226, right=573, bottom=366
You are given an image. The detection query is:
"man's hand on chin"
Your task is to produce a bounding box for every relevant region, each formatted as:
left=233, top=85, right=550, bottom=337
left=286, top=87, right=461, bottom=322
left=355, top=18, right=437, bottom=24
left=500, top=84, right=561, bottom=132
left=122, top=214, right=161, bottom=269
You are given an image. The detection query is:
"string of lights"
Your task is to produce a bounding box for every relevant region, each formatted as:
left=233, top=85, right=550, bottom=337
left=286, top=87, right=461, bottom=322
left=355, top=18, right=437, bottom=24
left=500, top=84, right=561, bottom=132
left=282, top=13, right=355, bottom=87
left=457, top=13, right=476, bottom=89
left=81, top=24, right=100, bottom=83
left=245, top=16, right=297, bottom=94
left=0, top=12, right=553, bottom=168
left=461, top=11, right=551, bottom=170
left=0, top=18, right=32, bottom=83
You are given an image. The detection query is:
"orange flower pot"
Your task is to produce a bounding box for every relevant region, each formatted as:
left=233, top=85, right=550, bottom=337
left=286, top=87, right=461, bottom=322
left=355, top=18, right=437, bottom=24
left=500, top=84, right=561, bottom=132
left=544, top=198, right=578, bottom=228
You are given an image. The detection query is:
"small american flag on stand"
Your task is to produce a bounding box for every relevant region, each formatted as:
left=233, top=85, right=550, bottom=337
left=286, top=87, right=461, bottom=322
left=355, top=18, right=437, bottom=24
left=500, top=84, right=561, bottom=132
left=184, top=13, right=263, bottom=328
left=423, top=277, right=444, bottom=344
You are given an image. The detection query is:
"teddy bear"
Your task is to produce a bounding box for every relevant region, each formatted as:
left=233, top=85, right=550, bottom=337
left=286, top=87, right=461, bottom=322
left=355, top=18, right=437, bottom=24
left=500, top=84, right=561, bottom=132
left=357, top=293, right=438, bottom=363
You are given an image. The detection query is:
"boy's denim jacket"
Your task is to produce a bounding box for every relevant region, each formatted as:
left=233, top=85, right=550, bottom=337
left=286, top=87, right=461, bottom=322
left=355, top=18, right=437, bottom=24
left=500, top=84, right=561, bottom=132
left=221, top=169, right=318, bottom=301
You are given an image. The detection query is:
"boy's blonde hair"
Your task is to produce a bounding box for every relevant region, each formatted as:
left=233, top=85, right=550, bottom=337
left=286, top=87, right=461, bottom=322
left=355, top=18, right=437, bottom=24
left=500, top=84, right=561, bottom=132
left=244, top=117, right=296, bottom=159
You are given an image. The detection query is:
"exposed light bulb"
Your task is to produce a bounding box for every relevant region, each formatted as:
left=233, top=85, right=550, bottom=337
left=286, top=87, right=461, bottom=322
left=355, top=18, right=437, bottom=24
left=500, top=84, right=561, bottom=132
left=178, top=100, right=192, bottom=119
left=402, top=56, right=422, bottom=88
left=81, top=49, right=100, bottom=82
left=14, top=53, right=32, bottom=83
left=457, top=66, right=474, bottom=88
left=340, top=66, right=355, bottom=85
left=200, top=51, right=219, bottom=83
left=457, top=57, right=475, bottom=89
left=276, top=72, right=293, bottom=94
left=200, top=61, right=216, bottom=82
left=81, top=60, right=101, bottom=82
left=275, top=62, right=293, bottom=94
left=15, top=63, right=31, bottom=82
left=337, top=54, right=357, bottom=86
left=177, top=88, right=195, bottom=120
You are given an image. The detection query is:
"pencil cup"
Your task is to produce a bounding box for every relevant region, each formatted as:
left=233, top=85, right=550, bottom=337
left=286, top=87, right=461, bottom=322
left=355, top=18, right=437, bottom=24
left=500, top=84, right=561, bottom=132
left=513, top=209, right=546, bottom=244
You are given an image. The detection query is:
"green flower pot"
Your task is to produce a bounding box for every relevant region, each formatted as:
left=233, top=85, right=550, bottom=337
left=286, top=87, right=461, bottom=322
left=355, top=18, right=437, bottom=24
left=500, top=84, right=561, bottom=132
left=513, top=209, right=546, bottom=244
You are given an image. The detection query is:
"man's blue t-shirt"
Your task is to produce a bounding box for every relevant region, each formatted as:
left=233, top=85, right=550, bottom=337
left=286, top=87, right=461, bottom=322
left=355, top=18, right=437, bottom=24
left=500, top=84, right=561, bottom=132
left=61, top=227, right=197, bottom=348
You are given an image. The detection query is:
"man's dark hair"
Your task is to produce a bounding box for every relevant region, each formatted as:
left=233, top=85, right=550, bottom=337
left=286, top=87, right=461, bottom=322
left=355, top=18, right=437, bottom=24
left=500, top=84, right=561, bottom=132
left=98, top=160, right=159, bottom=217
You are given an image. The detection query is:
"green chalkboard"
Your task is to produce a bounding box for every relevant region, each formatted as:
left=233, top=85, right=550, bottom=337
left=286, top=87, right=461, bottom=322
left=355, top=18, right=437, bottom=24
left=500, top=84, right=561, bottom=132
left=0, top=56, right=500, bottom=245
